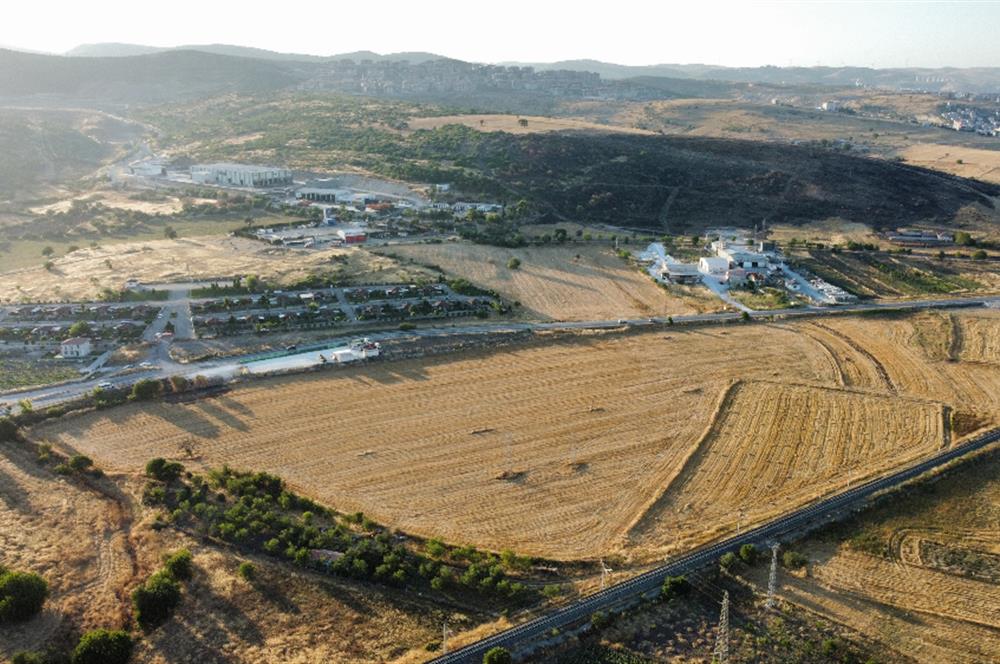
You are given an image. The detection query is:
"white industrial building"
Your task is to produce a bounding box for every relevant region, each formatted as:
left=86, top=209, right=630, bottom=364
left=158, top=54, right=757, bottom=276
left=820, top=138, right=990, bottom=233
left=60, top=337, right=92, bottom=358
left=191, top=163, right=292, bottom=188
left=698, top=257, right=730, bottom=275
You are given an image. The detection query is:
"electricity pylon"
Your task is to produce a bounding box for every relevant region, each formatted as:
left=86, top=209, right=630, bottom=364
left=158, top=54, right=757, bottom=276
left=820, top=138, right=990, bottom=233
left=766, top=542, right=780, bottom=609
left=713, top=590, right=730, bottom=664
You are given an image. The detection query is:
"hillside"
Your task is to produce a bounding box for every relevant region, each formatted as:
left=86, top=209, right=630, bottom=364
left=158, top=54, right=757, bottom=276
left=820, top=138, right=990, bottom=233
left=0, top=49, right=300, bottom=104
left=0, top=109, right=145, bottom=197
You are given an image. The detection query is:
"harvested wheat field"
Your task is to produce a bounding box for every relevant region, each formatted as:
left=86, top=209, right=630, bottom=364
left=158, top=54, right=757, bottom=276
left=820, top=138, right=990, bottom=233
left=0, top=237, right=434, bottom=302
left=0, top=442, right=135, bottom=659
left=35, top=311, right=1000, bottom=563
left=628, top=381, right=946, bottom=551
left=386, top=242, right=715, bottom=320
left=755, top=448, right=1000, bottom=664
left=899, top=143, right=1000, bottom=185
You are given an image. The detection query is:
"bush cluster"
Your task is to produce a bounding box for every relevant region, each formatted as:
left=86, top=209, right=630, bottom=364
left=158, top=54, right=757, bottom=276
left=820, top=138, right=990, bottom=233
left=144, top=464, right=535, bottom=605
left=131, top=549, right=193, bottom=630
left=0, top=566, right=48, bottom=623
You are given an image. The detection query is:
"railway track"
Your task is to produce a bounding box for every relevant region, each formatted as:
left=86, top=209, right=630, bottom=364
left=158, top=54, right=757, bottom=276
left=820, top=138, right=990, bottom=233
left=432, top=426, right=1000, bottom=663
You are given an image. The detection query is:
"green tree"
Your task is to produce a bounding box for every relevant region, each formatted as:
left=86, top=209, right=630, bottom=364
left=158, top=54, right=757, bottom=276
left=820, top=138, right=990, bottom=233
left=661, top=574, right=690, bottom=602
left=68, top=321, right=92, bottom=337
left=483, top=646, right=513, bottom=664
left=72, top=629, right=133, bottom=664
left=145, top=457, right=184, bottom=482
left=132, top=570, right=181, bottom=629
left=164, top=226, right=177, bottom=240
left=0, top=570, right=48, bottom=623
left=237, top=561, right=256, bottom=581
left=163, top=549, right=194, bottom=581
left=782, top=550, right=808, bottom=569
left=739, top=543, right=758, bottom=565
left=12, top=652, right=44, bottom=664
left=130, top=379, right=164, bottom=401
left=41, top=246, right=54, bottom=257
left=720, top=551, right=738, bottom=570
left=506, top=257, right=521, bottom=270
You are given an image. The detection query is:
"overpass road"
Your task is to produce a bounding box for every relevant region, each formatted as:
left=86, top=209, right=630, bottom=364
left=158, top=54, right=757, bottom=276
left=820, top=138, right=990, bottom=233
left=431, top=426, right=1000, bottom=663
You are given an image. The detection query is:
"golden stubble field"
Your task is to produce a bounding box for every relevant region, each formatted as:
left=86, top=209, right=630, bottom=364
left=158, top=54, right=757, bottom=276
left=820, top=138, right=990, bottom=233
left=33, top=310, right=1000, bottom=564
left=386, top=242, right=715, bottom=320
left=753, top=446, right=1000, bottom=664
left=899, top=143, right=1000, bottom=185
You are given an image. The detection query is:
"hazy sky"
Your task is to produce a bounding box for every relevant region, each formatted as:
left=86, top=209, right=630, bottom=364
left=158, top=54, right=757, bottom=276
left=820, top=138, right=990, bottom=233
left=4, top=0, right=1000, bottom=68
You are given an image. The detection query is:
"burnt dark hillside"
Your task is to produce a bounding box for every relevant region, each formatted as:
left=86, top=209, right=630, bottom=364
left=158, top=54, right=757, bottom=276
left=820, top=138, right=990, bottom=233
left=464, top=131, right=999, bottom=232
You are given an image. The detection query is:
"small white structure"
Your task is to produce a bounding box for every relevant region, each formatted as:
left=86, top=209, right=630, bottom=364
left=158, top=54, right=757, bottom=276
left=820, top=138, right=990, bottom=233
left=60, top=337, right=92, bottom=358
left=129, top=160, right=166, bottom=177
left=661, top=262, right=701, bottom=284
left=191, top=163, right=292, bottom=188
left=698, top=257, right=730, bottom=275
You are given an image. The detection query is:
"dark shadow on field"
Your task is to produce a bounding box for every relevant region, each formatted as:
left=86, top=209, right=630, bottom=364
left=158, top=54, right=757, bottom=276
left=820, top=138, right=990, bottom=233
left=143, top=404, right=221, bottom=439
left=251, top=575, right=301, bottom=614
left=0, top=460, right=34, bottom=513
left=214, top=395, right=254, bottom=418
left=193, top=399, right=249, bottom=433
left=159, top=581, right=265, bottom=664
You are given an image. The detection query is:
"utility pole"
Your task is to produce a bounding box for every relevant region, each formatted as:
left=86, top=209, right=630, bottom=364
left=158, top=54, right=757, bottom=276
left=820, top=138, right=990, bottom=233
left=713, top=590, right=730, bottom=664
left=442, top=620, right=450, bottom=654
left=736, top=507, right=746, bottom=535
left=600, top=558, right=613, bottom=590
left=766, top=542, right=780, bottom=609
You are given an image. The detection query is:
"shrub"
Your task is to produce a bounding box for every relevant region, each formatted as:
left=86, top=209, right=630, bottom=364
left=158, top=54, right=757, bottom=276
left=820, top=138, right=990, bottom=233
left=782, top=551, right=808, bottom=569
left=163, top=549, right=194, bottom=581
left=482, top=646, right=512, bottom=664
left=506, top=257, right=521, bottom=269
left=72, top=628, right=133, bottom=664
left=130, top=378, right=163, bottom=401
left=145, top=458, right=184, bottom=483
left=590, top=610, right=611, bottom=629
left=0, top=417, right=19, bottom=442
left=425, top=538, right=446, bottom=558
left=237, top=561, right=256, bottom=581
left=661, top=575, right=690, bottom=602
left=68, top=455, right=93, bottom=472
left=719, top=551, right=738, bottom=570
left=132, top=570, right=181, bottom=629
left=12, top=652, right=44, bottom=664
left=0, top=570, right=48, bottom=623
left=739, top=543, right=759, bottom=565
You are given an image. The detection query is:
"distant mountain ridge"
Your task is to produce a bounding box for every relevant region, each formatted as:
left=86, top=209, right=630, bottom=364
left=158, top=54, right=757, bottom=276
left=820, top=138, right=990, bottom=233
left=65, top=42, right=445, bottom=64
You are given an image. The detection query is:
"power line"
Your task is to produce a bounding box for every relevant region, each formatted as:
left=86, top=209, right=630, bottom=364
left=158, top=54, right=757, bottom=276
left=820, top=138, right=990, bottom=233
left=766, top=542, right=780, bottom=609
left=713, top=590, right=730, bottom=664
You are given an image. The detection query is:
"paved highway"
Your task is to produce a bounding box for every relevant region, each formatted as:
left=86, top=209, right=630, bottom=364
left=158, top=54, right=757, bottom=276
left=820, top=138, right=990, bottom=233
left=431, top=426, right=1000, bottom=663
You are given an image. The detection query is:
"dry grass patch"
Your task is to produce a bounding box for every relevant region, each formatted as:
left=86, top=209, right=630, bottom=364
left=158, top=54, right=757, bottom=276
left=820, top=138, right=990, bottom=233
left=386, top=242, right=714, bottom=320
left=406, top=114, right=653, bottom=135
left=0, top=237, right=433, bottom=302
left=899, top=143, right=1000, bottom=184
left=0, top=442, right=135, bottom=659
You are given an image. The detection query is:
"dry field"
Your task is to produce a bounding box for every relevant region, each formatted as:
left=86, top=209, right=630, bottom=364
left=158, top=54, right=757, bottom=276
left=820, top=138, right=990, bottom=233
left=0, top=442, right=135, bottom=658
left=406, top=114, right=653, bottom=135
left=0, top=440, right=462, bottom=662
left=385, top=242, right=715, bottom=320
left=753, top=447, right=1000, bottom=664
left=33, top=311, right=1000, bottom=564
left=0, top=237, right=435, bottom=302
left=898, top=142, right=1000, bottom=185
left=628, top=381, right=946, bottom=550
left=28, top=190, right=191, bottom=216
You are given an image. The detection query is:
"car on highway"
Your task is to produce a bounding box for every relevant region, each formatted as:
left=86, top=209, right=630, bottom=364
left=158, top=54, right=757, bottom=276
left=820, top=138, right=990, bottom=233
left=97, top=381, right=114, bottom=390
